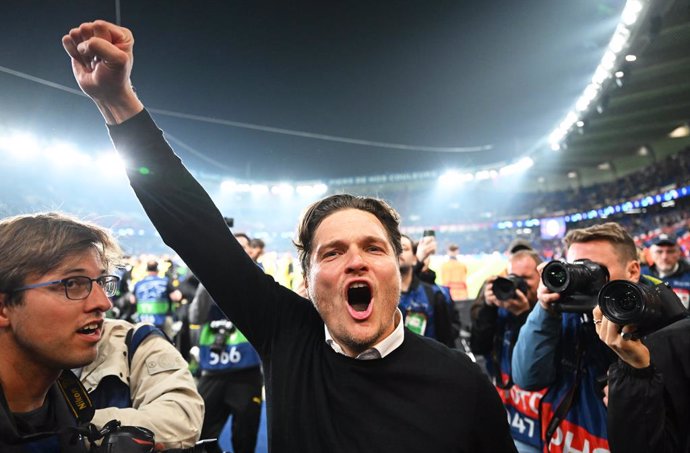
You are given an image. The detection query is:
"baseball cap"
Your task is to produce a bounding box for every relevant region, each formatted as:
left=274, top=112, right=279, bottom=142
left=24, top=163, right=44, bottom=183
left=653, top=233, right=677, bottom=246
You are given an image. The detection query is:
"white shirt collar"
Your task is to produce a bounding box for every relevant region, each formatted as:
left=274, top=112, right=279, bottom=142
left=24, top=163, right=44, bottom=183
left=325, top=308, right=404, bottom=359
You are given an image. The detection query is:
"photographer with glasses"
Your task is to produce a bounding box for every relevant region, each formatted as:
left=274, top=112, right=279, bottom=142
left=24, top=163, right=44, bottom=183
left=0, top=212, right=120, bottom=452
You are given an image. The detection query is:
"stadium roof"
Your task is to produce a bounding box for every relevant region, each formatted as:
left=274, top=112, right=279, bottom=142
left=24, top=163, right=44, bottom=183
left=2, top=0, right=689, bottom=188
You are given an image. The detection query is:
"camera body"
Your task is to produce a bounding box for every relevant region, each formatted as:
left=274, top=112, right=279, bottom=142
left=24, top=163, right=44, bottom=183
left=88, top=420, right=155, bottom=453
left=541, top=259, right=609, bottom=312
left=208, top=319, right=237, bottom=354
left=492, top=274, right=529, bottom=301
left=598, top=278, right=687, bottom=337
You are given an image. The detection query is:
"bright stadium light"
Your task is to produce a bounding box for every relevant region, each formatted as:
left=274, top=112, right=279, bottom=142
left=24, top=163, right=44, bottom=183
left=96, top=152, right=127, bottom=175
left=220, top=179, right=237, bottom=192
left=296, top=183, right=328, bottom=196
left=313, top=183, right=328, bottom=195
left=474, top=169, right=498, bottom=181
left=609, top=25, right=631, bottom=53
left=0, top=131, right=41, bottom=159
left=45, top=142, right=91, bottom=166
left=621, top=0, right=644, bottom=26
left=499, top=157, right=534, bottom=176
left=438, top=169, right=474, bottom=185
left=271, top=183, right=294, bottom=196
left=250, top=184, right=269, bottom=195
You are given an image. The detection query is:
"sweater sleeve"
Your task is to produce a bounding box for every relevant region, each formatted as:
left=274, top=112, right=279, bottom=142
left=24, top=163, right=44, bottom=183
left=107, top=110, right=307, bottom=354
left=470, top=370, right=519, bottom=453
left=511, top=303, right=562, bottom=390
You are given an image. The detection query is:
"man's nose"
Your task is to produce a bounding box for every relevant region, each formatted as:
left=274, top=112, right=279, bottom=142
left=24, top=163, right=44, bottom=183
left=345, top=249, right=368, bottom=273
left=85, top=285, right=113, bottom=312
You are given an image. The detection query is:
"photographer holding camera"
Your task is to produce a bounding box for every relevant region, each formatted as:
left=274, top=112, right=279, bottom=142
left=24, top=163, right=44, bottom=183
left=470, top=249, right=544, bottom=453
left=511, top=223, right=634, bottom=453
left=0, top=212, right=120, bottom=452
left=593, top=272, right=690, bottom=452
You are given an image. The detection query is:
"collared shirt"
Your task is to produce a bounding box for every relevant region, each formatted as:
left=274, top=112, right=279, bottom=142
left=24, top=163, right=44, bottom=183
left=325, top=308, right=404, bottom=359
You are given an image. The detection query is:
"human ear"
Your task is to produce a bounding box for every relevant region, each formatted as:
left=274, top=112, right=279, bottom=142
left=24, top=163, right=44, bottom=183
left=0, top=293, right=10, bottom=328
left=627, top=260, right=641, bottom=282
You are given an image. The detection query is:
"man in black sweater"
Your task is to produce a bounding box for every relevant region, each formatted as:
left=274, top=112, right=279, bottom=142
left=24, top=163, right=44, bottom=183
left=64, top=20, right=516, bottom=453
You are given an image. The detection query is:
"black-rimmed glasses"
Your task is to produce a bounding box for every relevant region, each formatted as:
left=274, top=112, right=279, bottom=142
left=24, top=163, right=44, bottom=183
left=11, top=275, right=120, bottom=300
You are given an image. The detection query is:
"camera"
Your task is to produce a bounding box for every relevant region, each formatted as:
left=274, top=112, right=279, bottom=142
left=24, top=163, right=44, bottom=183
left=422, top=229, right=435, bottom=237
left=209, top=319, right=236, bottom=354
left=492, top=274, right=529, bottom=301
left=598, top=279, right=687, bottom=337
left=541, top=259, right=609, bottom=312
left=88, top=420, right=155, bottom=453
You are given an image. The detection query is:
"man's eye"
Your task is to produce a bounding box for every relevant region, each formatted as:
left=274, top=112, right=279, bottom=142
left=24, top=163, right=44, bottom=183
left=64, top=279, right=80, bottom=289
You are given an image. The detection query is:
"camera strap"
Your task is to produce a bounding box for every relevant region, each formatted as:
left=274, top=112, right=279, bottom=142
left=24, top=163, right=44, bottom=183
left=544, top=334, right=584, bottom=452
left=56, top=369, right=95, bottom=425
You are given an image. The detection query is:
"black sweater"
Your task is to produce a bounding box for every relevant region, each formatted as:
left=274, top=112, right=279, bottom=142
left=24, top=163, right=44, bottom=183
left=109, top=110, right=516, bottom=453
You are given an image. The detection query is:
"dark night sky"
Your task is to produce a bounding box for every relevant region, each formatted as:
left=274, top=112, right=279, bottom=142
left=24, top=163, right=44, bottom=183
left=1, top=0, right=624, bottom=182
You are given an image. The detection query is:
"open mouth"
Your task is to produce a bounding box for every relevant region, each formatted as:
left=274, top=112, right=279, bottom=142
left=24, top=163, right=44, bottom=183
left=347, top=283, right=372, bottom=312
left=77, top=322, right=100, bottom=335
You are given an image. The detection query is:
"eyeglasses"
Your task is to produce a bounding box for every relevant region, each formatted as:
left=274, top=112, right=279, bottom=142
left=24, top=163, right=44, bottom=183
left=11, top=275, right=121, bottom=300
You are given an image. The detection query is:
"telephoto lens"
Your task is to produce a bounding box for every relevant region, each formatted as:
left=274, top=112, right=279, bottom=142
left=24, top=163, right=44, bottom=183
left=598, top=279, right=688, bottom=336
left=492, top=275, right=528, bottom=301
left=542, top=259, right=609, bottom=296
left=541, top=259, right=609, bottom=312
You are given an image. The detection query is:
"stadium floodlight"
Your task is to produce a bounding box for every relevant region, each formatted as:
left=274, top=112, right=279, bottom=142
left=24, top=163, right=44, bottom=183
left=313, top=183, right=328, bottom=195
left=601, top=50, right=617, bottom=71
left=250, top=184, right=269, bottom=195
left=474, top=169, right=498, bottom=181
left=220, top=179, right=237, bottom=192
left=0, top=131, right=40, bottom=159
left=296, top=183, right=328, bottom=197
left=668, top=124, right=690, bottom=138
left=438, top=169, right=474, bottom=185
left=621, top=0, right=645, bottom=26
left=499, top=157, right=534, bottom=176
left=592, top=65, right=611, bottom=85
left=96, top=152, right=127, bottom=177
left=45, top=142, right=91, bottom=166
left=271, top=183, right=295, bottom=196
left=625, top=54, right=637, bottom=62
left=609, top=25, right=631, bottom=53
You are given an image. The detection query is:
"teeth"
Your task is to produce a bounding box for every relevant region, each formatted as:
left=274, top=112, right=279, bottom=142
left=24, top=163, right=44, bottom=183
left=349, top=283, right=368, bottom=289
left=83, top=323, right=98, bottom=330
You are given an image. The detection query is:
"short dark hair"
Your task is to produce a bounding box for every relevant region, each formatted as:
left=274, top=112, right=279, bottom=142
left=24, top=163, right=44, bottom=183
left=509, top=249, right=542, bottom=267
left=295, top=194, right=402, bottom=275
left=146, top=260, right=159, bottom=272
left=234, top=232, right=250, bottom=244
left=250, top=238, right=265, bottom=249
